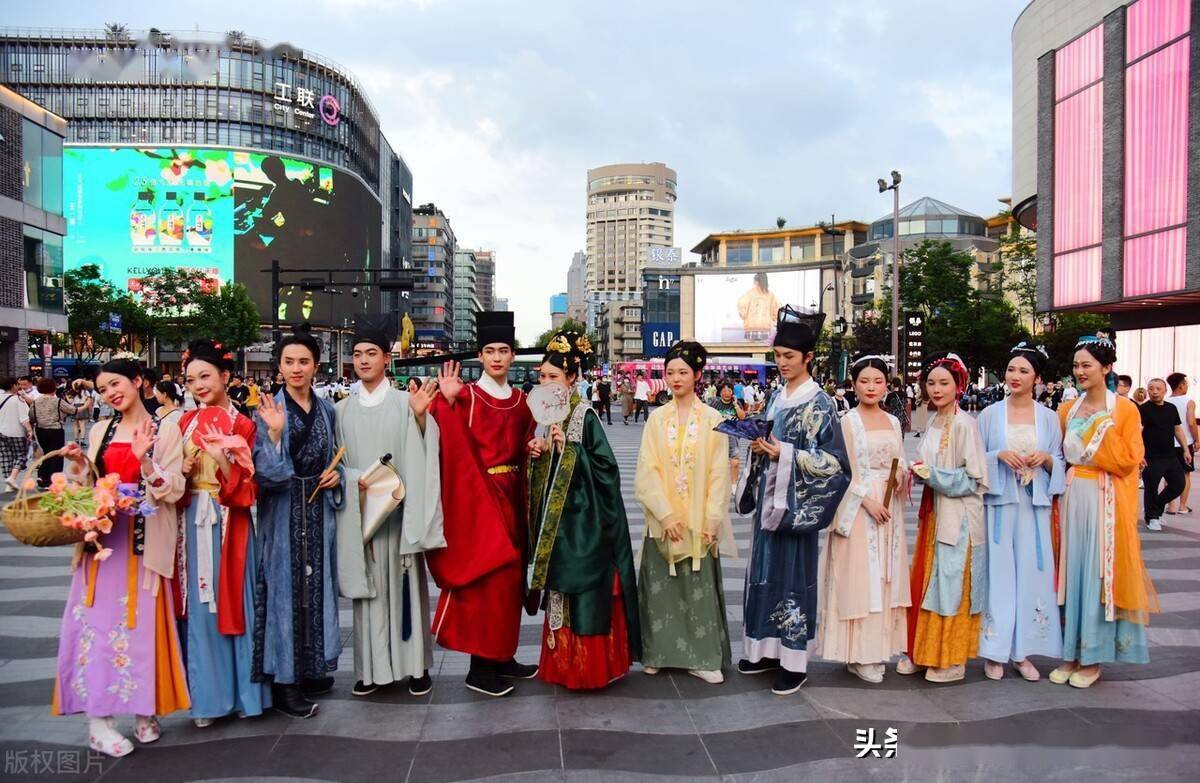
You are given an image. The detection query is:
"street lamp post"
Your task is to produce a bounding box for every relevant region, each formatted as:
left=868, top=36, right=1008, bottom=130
left=877, top=171, right=902, bottom=372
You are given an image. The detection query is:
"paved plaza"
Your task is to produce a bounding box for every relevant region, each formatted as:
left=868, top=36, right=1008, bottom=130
left=0, top=419, right=1198, bottom=782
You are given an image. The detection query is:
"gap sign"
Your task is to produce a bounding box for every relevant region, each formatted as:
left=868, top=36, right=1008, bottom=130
left=643, top=322, right=679, bottom=358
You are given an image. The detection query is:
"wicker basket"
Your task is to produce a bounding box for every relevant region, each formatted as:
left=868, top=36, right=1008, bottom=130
left=2, top=449, right=98, bottom=547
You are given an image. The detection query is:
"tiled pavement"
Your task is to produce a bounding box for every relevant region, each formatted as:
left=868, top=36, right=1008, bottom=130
left=0, top=420, right=1198, bottom=781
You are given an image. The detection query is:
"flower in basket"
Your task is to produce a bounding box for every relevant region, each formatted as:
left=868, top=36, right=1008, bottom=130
left=37, top=472, right=151, bottom=560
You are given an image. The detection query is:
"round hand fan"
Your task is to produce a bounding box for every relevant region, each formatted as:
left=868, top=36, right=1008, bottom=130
left=526, top=383, right=571, bottom=426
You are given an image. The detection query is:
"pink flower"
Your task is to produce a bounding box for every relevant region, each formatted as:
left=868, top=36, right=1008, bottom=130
left=21, top=478, right=37, bottom=491
left=94, top=547, right=113, bottom=562
left=59, top=512, right=76, bottom=528
left=116, top=496, right=135, bottom=510
left=83, top=530, right=99, bottom=543
left=95, top=517, right=113, bottom=535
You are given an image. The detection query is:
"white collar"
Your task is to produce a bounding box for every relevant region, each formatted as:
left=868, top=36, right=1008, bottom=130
left=477, top=373, right=512, bottom=400
left=780, top=377, right=818, bottom=402
left=357, top=379, right=390, bottom=408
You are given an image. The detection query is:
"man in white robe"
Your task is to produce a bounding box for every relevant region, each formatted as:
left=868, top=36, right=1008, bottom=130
left=335, top=324, right=444, bottom=696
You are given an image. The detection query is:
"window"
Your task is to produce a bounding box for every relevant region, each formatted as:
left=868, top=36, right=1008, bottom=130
left=21, top=120, right=63, bottom=216
left=790, top=237, right=815, bottom=260
left=758, top=239, right=784, bottom=263
left=23, top=227, right=64, bottom=313
left=726, top=241, right=752, bottom=265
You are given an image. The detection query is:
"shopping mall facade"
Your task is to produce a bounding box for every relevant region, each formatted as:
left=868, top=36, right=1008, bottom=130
left=0, top=26, right=414, bottom=368
left=1013, top=0, right=1200, bottom=383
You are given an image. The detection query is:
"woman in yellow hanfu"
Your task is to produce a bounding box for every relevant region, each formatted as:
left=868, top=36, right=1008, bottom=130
left=634, top=340, right=735, bottom=684
left=1051, top=335, right=1158, bottom=688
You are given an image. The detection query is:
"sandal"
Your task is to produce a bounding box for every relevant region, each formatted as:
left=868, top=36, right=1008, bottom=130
left=134, top=715, right=160, bottom=744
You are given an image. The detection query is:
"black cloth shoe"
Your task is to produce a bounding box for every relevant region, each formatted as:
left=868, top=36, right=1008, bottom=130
left=409, top=671, right=433, bottom=696
left=273, top=685, right=319, bottom=717
left=301, top=676, right=334, bottom=697
left=771, top=670, right=808, bottom=695
left=351, top=680, right=380, bottom=697
left=465, top=670, right=514, bottom=697
left=496, top=659, right=539, bottom=679
left=737, top=658, right=780, bottom=675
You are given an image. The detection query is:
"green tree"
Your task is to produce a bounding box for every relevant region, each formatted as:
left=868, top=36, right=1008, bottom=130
left=139, top=268, right=262, bottom=351
left=1041, top=311, right=1110, bottom=382
left=999, top=227, right=1039, bottom=332
left=850, top=310, right=890, bottom=357
left=193, top=282, right=263, bottom=350
left=63, top=265, right=152, bottom=362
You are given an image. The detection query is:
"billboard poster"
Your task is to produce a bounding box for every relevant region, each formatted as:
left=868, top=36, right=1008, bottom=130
left=904, top=311, right=925, bottom=385
left=693, top=269, right=822, bottom=345
left=642, top=321, right=679, bottom=358
left=64, top=146, right=381, bottom=326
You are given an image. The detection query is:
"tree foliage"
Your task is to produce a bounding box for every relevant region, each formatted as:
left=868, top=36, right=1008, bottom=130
left=999, top=227, right=1039, bottom=331
left=138, top=268, right=261, bottom=350
left=1040, top=311, right=1110, bottom=381
left=63, top=264, right=152, bottom=361
left=878, top=239, right=1030, bottom=380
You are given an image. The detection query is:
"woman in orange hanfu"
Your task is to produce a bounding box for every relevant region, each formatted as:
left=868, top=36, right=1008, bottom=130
left=896, top=351, right=988, bottom=684
left=1050, top=335, right=1158, bottom=688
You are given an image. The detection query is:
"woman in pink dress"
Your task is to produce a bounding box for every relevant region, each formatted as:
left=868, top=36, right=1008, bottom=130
left=52, top=357, right=189, bottom=757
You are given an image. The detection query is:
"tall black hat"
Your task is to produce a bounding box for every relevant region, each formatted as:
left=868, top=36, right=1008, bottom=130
left=351, top=313, right=397, bottom=353
left=476, top=311, right=515, bottom=351
left=773, top=305, right=824, bottom=352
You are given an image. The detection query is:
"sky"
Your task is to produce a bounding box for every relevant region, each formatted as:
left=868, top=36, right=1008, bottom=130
left=9, top=0, right=1029, bottom=343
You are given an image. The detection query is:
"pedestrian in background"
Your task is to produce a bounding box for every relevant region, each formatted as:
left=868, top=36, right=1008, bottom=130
left=29, top=377, right=85, bottom=488
left=620, top=375, right=634, bottom=425
left=1142, top=379, right=1189, bottom=531
left=1165, top=373, right=1197, bottom=515
left=633, top=372, right=650, bottom=422
left=0, top=376, right=31, bottom=491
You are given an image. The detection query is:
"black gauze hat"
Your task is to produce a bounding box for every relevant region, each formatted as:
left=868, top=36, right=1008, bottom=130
left=773, top=305, right=824, bottom=352
left=352, top=313, right=396, bottom=354
left=476, top=311, right=515, bottom=351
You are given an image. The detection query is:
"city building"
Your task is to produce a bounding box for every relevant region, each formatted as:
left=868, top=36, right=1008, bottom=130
left=1012, top=0, right=1200, bottom=383
left=411, top=203, right=455, bottom=351
left=584, top=289, right=638, bottom=334
left=846, top=197, right=1007, bottom=321
left=0, top=85, right=68, bottom=375
left=0, top=26, right=414, bottom=329
left=453, top=248, right=479, bottom=351
left=595, top=298, right=642, bottom=366
left=549, top=292, right=568, bottom=329
left=691, top=219, right=865, bottom=321
left=641, top=268, right=682, bottom=358
left=566, top=250, right=587, bottom=322
left=494, top=297, right=509, bottom=311
left=585, top=162, right=676, bottom=295
left=474, top=249, right=495, bottom=312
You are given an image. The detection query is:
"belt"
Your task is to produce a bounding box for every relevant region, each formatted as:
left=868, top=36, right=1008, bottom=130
left=1070, top=465, right=1103, bottom=480
left=487, top=464, right=519, bottom=475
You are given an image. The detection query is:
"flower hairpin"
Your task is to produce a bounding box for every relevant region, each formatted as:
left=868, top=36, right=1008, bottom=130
left=547, top=335, right=571, bottom=354
left=576, top=335, right=593, bottom=354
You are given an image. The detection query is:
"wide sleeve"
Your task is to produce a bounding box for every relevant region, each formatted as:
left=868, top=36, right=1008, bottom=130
left=252, top=411, right=292, bottom=490
left=1091, top=400, right=1144, bottom=478
left=702, top=411, right=731, bottom=534
left=978, top=405, right=1007, bottom=501
left=1042, top=406, right=1067, bottom=499
left=144, top=421, right=186, bottom=505
left=634, top=414, right=674, bottom=537
left=782, top=397, right=851, bottom=535
left=401, top=399, right=445, bottom=553
left=832, top=416, right=865, bottom=537
left=220, top=416, right=259, bottom=509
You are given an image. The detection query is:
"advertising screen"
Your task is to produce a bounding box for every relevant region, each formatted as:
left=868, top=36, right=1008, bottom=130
left=64, top=146, right=381, bottom=326
left=693, top=270, right=823, bottom=345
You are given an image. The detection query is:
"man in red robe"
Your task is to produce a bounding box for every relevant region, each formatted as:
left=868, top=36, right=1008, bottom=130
left=427, top=311, right=539, bottom=696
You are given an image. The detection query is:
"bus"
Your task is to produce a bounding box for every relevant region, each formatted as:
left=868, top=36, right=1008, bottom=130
left=393, top=355, right=542, bottom=389
left=611, top=357, right=776, bottom=405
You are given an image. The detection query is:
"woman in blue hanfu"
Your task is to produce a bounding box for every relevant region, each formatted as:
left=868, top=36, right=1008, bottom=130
left=977, top=342, right=1065, bottom=681
left=738, top=306, right=850, bottom=695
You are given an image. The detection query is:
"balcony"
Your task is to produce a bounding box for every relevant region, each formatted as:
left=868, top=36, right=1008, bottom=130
left=851, top=292, right=877, bottom=306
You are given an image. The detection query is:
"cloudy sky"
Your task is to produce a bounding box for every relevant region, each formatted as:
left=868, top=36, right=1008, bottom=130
left=11, top=0, right=1027, bottom=342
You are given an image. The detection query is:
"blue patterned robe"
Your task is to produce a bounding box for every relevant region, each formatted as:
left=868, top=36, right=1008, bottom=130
left=743, top=379, right=850, bottom=670
left=252, top=390, right=344, bottom=685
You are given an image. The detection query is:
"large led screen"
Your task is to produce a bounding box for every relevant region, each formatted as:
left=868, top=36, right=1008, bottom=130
left=64, top=146, right=381, bottom=326
left=693, top=269, right=822, bottom=345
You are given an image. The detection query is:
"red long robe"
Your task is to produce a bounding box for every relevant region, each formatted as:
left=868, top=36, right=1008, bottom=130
left=427, top=382, right=535, bottom=660
left=171, top=408, right=258, bottom=636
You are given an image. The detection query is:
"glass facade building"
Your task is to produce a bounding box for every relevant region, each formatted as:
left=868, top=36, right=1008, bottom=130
left=0, top=26, right=415, bottom=320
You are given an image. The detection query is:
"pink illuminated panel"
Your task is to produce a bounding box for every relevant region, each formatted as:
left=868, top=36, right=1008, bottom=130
left=1054, top=247, right=1103, bottom=307
left=1124, top=227, right=1186, bottom=296
left=1056, top=25, right=1104, bottom=98
left=1053, top=85, right=1104, bottom=255
left=1127, top=0, right=1191, bottom=63
left=1125, top=38, right=1190, bottom=237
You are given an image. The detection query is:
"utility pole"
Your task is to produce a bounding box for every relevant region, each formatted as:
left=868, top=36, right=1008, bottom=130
left=876, top=172, right=902, bottom=373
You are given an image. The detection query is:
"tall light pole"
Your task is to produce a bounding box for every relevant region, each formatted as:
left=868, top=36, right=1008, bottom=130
left=877, top=171, right=902, bottom=374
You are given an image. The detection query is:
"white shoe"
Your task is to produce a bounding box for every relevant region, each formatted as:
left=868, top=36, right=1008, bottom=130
left=134, top=715, right=160, bottom=743
left=642, top=665, right=660, bottom=675
left=88, top=717, right=134, bottom=758
left=687, top=668, right=724, bottom=684
left=847, top=663, right=884, bottom=684
left=193, top=717, right=215, bottom=728
left=1147, top=518, right=1163, bottom=531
